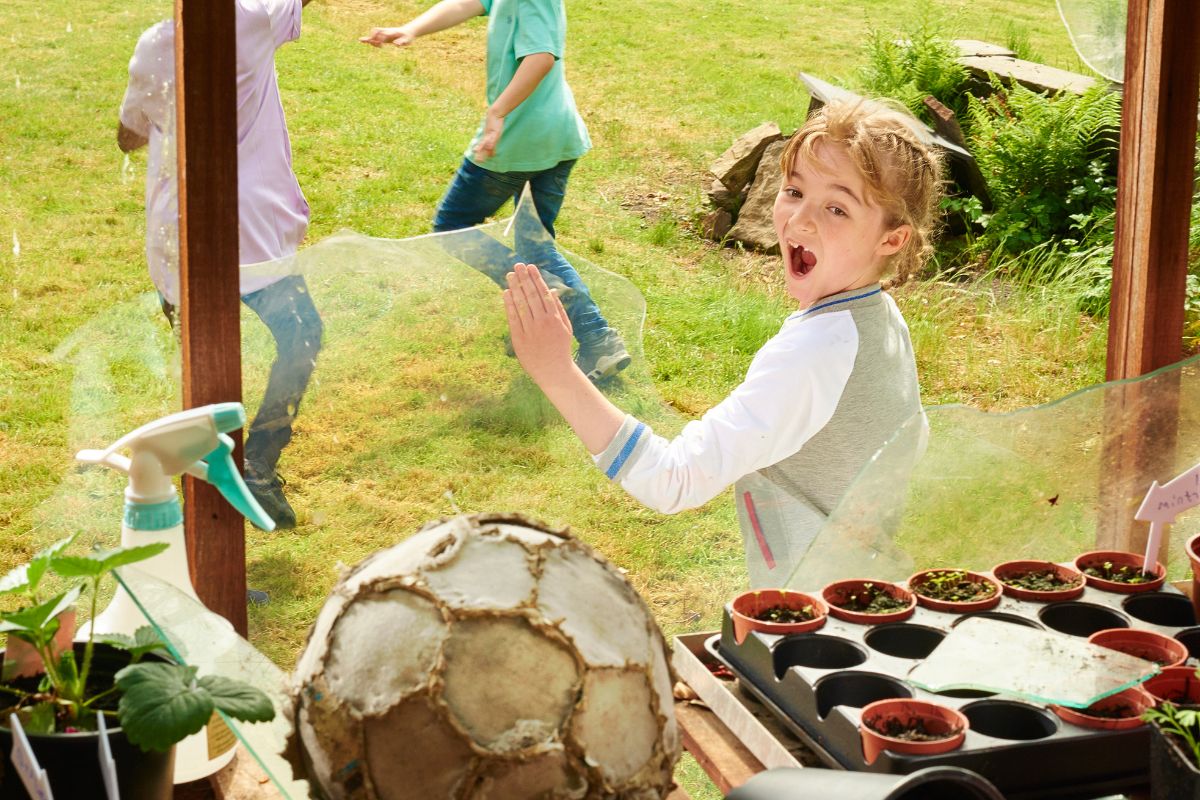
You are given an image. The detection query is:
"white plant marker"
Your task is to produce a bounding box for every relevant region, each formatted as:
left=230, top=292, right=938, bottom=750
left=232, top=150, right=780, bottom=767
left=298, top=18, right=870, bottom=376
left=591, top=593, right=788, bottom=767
left=96, top=713, right=120, bottom=800
left=8, top=713, right=54, bottom=800
left=1136, top=458, right=1200, bottom=572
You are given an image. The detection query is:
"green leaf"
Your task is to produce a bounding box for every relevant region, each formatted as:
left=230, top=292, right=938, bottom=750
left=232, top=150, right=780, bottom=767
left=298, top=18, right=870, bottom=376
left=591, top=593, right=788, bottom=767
left=0, top=586, right=82, bottom=633
left=96, top=632, right=136, bottom=650
left=51, top=543, right=169, bottom=579
left=133, top=625, right=166, bottom=651
left=100, top=626, right=169, bottom=662
left=198, top=675, right=275, bottom=723
left=0, top=535, right=76, bottom=597
left=0, top=564, right=32, bottom=598
left=22, top=703, right=57, bottom=735
left=115, top=662, right=212, bottom=752
left=58, top=649, right=78, bottom=688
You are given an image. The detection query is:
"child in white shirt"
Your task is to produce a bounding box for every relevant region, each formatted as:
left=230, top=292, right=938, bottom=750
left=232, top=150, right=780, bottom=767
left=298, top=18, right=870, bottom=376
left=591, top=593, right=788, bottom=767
left=504, top=100, right=942, bottom=586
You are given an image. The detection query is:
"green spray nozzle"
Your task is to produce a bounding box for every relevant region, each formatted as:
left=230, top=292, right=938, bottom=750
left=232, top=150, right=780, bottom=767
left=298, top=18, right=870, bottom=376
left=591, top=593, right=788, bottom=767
left=203, top=434, right=276, bottom=532
left=210, top=403, right=247, bottom=435
left=77, top=402, right=277, bottom=532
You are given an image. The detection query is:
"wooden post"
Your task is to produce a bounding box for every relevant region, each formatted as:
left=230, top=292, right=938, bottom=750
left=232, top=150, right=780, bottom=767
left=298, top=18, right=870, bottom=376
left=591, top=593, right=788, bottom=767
left=1098, top=0, right=1199, bottom=556
left=1107, top=0, right=1197, bottom=381
left=175, top=0, right=247, bottom=635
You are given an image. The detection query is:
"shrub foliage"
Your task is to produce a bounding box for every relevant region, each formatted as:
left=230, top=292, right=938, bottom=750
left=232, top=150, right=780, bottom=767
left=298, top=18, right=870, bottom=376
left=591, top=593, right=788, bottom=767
left=964, top=79, right=1120, bottom=256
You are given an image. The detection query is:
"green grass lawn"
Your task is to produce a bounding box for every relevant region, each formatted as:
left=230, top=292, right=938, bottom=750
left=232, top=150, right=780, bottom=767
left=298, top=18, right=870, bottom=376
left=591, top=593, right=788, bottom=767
left=0, top=1, right=1121, bottom=795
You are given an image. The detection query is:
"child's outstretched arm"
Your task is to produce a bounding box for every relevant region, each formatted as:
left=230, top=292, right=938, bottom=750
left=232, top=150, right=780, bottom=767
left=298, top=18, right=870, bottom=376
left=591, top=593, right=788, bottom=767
left=504, top=263, right=625, bottom=454
left=473, top=52, right=555, bottom=162
left=360, top=0, right=484, bottom=47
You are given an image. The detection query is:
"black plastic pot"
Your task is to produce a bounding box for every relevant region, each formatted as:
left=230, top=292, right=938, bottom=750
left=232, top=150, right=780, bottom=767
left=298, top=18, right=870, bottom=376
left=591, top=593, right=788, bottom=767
left=725, top=765, right=1005, bottom=799
left=1150, top=721, right=1200, bottom=800
left=0, top=643, right=175, bottom=800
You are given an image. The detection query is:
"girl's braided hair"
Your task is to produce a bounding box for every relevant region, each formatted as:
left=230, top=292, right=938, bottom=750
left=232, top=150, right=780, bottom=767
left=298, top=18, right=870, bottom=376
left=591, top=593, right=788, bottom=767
left=779, top=99, right=944, bottom=283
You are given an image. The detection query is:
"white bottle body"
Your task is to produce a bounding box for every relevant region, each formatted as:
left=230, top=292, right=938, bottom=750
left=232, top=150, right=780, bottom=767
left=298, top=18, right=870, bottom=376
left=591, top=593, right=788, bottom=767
left=86, top=521, right=197, bottom=636
left=84, top=520, right=237, bottom=783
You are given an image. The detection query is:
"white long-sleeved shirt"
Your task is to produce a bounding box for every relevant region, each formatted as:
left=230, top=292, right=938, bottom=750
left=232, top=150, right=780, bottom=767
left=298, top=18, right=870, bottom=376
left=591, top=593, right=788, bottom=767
left=118, top=0, right=309, bottom=304
left=595, top=285, right=922, bottom=587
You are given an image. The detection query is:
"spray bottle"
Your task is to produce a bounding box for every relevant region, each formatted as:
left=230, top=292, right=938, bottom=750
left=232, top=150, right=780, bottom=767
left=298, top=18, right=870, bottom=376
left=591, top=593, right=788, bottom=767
left=76, top=402, right=275, bottom=783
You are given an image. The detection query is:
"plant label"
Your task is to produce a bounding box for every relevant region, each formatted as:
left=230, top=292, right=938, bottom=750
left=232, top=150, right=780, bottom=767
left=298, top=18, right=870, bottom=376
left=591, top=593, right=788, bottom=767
left=1136, top=459, right=1200, bottom=523
left=8, top=713, right=54, bottom=800
left=1135, top=459, right=1200, bottom=571
left=97, top=713, right=120, bottom=800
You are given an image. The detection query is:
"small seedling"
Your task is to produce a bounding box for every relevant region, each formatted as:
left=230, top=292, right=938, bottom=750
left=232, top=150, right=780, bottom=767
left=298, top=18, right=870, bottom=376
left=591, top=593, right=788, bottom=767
left=1084, top=561, right=1155, bottom=584
left=832, top=582, right=909, bottom=614
left=1145, top=700, right=1200, bottom=768
left=867, top=714, right=961, bottom=742
left=912, top=570, right=996, bottom=602
left=1001, top=569, right=1082, bottom=592
left=753, top=604, right=816, bottom=623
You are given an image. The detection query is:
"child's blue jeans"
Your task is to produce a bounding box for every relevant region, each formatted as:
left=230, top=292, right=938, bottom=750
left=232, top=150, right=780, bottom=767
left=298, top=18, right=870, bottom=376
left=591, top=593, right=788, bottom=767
left=159, top=275, right=323, bottom=479
left=240, top=275, right=324, bottom=479
left=432, top=157, right=610, bottom=345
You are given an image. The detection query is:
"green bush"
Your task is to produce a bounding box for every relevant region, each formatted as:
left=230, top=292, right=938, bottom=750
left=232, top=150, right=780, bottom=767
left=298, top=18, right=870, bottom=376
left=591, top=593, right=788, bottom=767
left=964, top=79, right=1120, bottom=256
left=857, top=18, right=971, bottom=124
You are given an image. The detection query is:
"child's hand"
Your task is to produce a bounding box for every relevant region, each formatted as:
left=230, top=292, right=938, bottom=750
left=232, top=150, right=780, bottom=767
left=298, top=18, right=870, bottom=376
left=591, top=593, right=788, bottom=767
left=504, top=263, right=574, bottom=383
left=473, top=108, right=505, bottom=163
left=359, top=27, right=415, bottom=47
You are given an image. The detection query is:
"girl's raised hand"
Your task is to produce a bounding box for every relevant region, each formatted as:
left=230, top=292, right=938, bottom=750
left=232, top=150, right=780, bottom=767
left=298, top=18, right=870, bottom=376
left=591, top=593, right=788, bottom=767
left=503, top=263, right=574, bottom=383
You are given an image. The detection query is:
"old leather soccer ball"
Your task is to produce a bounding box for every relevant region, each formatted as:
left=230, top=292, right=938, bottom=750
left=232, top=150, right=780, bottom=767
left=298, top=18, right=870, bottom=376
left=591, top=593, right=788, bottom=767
left=286, top=513, right=680, bottom=799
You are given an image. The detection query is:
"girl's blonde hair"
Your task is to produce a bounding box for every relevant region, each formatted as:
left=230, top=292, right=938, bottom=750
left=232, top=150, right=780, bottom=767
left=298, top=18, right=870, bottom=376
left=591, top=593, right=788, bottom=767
left=779, top=99, right=944, bottom=282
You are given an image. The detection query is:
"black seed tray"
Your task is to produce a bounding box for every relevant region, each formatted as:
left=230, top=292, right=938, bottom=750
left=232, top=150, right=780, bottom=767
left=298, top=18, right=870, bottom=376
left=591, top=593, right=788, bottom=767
left=711, top=580, right=1200, bottom=800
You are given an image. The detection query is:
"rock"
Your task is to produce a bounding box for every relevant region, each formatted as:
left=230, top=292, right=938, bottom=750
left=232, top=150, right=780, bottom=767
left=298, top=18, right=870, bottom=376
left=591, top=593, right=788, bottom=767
left=728, top=139, right=787, bottom=254
left=700, top=209, right=732, bottom=242
left=709, top=122, right=783, bottom=197
left=705, top=178, right=740, bottom=213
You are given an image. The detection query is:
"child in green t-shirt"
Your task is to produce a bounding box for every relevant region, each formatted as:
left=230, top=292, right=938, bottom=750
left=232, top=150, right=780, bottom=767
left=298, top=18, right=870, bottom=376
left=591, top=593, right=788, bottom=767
left=361, top=0, right=630, bottom=382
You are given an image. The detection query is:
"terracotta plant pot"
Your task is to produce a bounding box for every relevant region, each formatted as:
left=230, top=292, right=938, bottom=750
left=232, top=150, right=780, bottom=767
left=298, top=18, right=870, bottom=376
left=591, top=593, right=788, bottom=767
left=859, top=698, right=968, bottom=765
left=730, top=589, right=827, bottom=645
left=1187, top=533, right=1200, bottom=623
left=992, top=560, right=1085, bottom=602
left=1144, top=665, right=1200, bottom=706
left=1051, top=686, right=1154, bottom=731
left=907, top=569, right=1002, bottom=613
left=1075, top=550, right=1166, bottom=594
left=1089, top=627, right=1188, bottom=668
left=821, top=579, right=916, bottom=625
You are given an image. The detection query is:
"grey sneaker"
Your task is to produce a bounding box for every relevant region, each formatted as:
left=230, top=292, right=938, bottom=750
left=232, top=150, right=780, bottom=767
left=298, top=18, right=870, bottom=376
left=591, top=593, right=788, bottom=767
left=575, top=330, right=632, bottom=383
left=246, top=473, right=297, bottom=530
